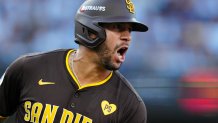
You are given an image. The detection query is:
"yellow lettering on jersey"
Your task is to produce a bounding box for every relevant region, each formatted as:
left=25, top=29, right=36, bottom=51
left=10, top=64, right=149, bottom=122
left=41, top=104, right=59, bottom=123
left=24, top=101, right=31, bottom=122
left=74, top=113, right=82, bottom=123
left=60, top=109, right=74, bottom=123
left=30, top=102, right=43, bottom=123
left=23, top=101, right=93, bottom=123
left=82, top=116, right=93, bottom=123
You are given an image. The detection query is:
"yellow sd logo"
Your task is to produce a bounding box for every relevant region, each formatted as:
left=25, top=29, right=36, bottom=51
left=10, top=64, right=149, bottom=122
left=125, top=0, right=135, bottom=14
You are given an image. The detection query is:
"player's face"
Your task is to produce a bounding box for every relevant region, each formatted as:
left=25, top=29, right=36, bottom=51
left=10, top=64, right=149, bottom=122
left=95, top=23, right=132, bottom=70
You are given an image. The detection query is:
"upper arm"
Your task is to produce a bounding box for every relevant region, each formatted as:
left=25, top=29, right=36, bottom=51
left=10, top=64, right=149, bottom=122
left=122, top=101, right=147, bottom=123
left=0, top=56, right=25, bottom=117
left=131, top=101, right=147, bottom=123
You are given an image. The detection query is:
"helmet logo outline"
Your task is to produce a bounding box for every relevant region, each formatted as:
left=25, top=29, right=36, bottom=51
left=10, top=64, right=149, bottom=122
left=125, top=0, right=135, bottom=14
left=80, top=6, right=106, bottom=12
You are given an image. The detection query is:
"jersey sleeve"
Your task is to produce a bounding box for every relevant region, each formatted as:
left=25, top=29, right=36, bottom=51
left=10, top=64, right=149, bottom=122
left=0, top=56, right=25, bottom=117
left=122, top=100, right=147, bottom=123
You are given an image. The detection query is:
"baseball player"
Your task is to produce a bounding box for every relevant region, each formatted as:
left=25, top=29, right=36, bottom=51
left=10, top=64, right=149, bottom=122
left=0, top=0, right=148, bottom=122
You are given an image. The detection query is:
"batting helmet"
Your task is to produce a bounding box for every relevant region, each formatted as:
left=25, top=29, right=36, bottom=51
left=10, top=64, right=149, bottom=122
left=75, top=0, right=148, bottom=48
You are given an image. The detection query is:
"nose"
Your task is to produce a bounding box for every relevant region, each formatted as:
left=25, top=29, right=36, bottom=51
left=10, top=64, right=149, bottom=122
left=120, top=29, right=131, bottom=42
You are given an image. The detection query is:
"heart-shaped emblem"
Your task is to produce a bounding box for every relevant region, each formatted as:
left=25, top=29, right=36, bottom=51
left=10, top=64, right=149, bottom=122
left=101, top=100, right=117, bottom=115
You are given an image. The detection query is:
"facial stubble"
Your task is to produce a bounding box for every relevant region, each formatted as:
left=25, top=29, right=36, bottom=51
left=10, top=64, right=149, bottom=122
left=93, top=43, right=121, bottom=71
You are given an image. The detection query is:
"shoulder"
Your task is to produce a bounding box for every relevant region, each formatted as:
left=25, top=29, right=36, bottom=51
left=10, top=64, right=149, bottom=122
left=5, top=49, right=71, bottom=74
left=21, top=49, right=71, bottom=61
left=113, top=71, right=143, bottom=102
left=13, top=49, right=72, bottom=65
left=112, top=71, right=147, bottom=122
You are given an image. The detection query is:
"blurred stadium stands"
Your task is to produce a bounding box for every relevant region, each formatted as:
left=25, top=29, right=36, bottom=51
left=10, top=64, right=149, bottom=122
left=1, top=0, right=218, bottom=122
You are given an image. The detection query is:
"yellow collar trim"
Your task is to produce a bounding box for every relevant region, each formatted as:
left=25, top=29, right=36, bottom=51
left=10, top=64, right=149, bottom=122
left=65, top=50, right=113, bottom=90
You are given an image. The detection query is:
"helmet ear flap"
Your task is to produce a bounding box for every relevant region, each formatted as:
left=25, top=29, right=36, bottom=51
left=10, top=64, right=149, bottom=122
left=75, top=21, right=106, bottom=48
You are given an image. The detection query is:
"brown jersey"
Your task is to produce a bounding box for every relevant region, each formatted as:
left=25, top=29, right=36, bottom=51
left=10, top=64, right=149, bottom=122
left=0, top=49, right=147, bottom=123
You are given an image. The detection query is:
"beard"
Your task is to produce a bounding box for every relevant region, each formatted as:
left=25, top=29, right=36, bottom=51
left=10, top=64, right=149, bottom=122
left=93, top=42, right=121, bottom=71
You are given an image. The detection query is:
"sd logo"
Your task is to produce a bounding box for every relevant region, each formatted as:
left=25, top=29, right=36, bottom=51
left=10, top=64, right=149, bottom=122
left=125, top=0, right=135, bottom=14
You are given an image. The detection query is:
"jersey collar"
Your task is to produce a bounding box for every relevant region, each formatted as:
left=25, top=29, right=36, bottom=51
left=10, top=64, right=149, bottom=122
left=65, top=49, right=113, bottom=90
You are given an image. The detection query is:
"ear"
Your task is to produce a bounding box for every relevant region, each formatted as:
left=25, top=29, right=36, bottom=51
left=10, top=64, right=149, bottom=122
left=88, top=31, right=97, bottom=40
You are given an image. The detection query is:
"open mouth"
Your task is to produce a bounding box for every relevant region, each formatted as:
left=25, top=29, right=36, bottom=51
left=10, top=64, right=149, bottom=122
left=117, top=46, right=128, bottom=56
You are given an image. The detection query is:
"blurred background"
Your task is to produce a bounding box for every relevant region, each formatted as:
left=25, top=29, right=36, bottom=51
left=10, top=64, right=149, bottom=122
left=1, top=0, right=218, bottom=122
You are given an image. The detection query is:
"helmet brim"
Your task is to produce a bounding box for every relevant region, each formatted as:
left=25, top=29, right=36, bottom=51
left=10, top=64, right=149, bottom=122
left=96, top=17, right=148, bottom=32
left=131, top=21, right=148, bottom=32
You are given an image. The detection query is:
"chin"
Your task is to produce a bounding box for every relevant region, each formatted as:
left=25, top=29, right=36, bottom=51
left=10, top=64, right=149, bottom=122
left=104, top=63, right=121, bottom=71
left=105, top=66, right=120, bottom=71
left=101, top=56, right=122, bottom=71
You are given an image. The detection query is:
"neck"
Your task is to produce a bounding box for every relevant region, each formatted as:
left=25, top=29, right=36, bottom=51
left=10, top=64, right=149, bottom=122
left=69, top=48, right=112, bottom=87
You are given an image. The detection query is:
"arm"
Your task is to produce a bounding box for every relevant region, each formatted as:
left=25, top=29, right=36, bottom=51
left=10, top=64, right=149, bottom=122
left=122, top=101, right=147, bottom=123
left=130, top=101, right=147, bottom=123
left=0, top=56, right=25, bottom=119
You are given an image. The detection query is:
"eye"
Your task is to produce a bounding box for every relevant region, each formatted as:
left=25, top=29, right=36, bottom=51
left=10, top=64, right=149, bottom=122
left=112, top=24, right=119, bottom=30
left=103, top=23, right=132, bottom=32
left=128, top=27, right=132, bottom=33
left=117, top=24, right=132, bottom=32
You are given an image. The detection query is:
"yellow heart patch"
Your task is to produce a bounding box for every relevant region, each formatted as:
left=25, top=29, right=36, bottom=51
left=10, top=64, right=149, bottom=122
left=101, top=100, right=117, bottom=115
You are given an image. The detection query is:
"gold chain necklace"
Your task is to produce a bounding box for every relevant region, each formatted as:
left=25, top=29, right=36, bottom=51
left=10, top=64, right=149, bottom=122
left=69, top=51, right=81, bottom=83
